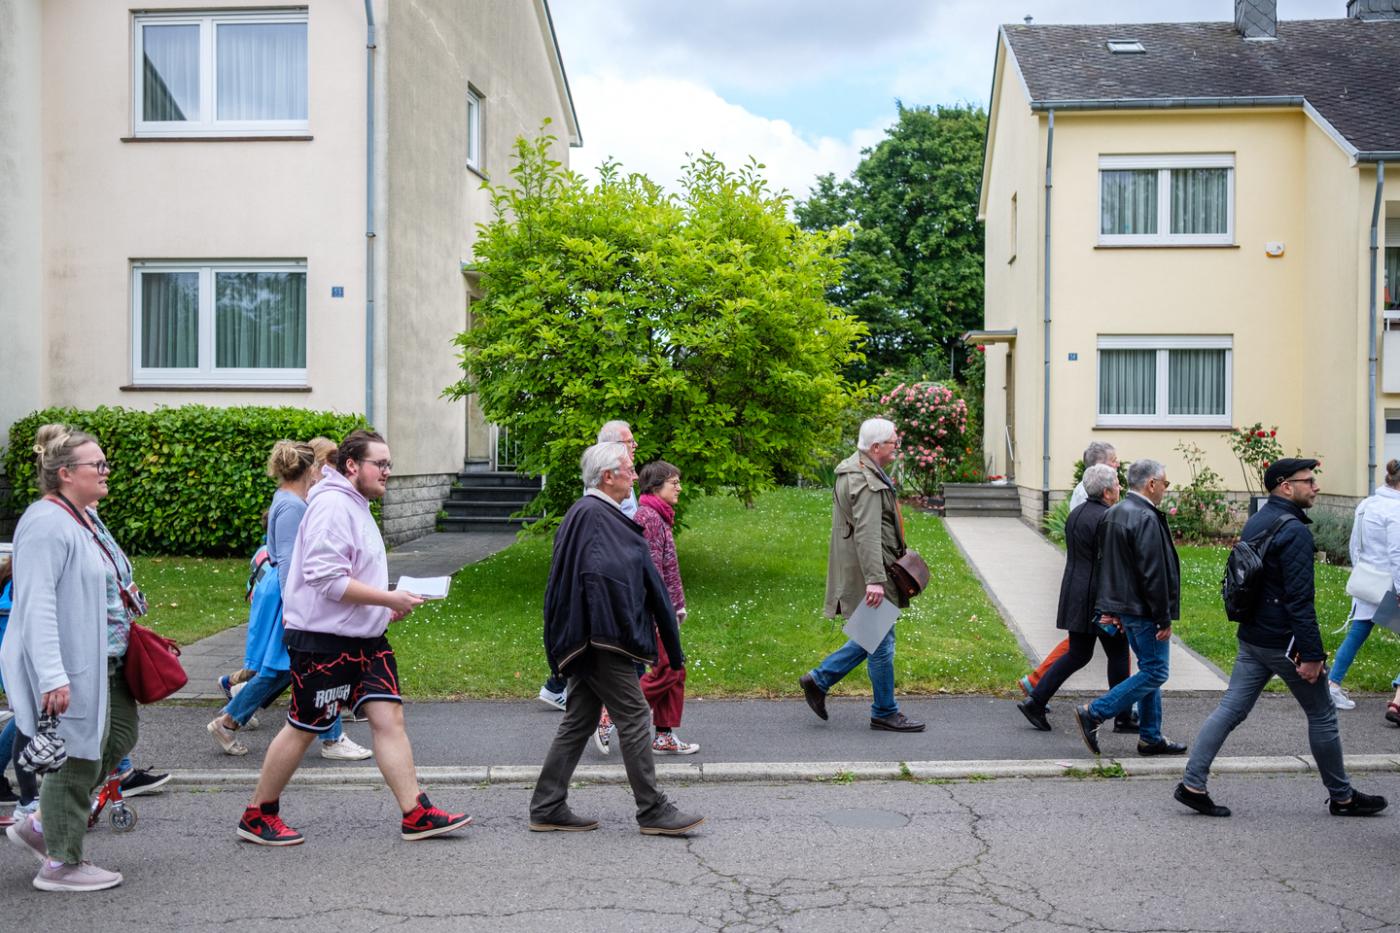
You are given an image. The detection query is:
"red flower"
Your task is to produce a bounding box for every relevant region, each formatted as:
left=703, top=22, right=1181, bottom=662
left=1256, top=431, right=1266, bottom=438
left=1269, top=430, right=1276, bottom=437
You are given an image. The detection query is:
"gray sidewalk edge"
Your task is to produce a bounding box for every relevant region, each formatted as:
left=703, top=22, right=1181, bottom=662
left=157, top=754, right=1400, bottom=787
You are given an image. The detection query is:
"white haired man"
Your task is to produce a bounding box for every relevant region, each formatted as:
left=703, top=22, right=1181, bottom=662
left=799, top=418, right=925, bottom=732
left=529, top=443, right=704, bottom=835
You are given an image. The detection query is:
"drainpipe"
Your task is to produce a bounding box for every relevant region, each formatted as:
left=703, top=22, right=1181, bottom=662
left=1042, top=109, right=1054, bottom=519
left=1369, top=161, right=1385, bottom=495
left=363, top=0, right=377, bottom=426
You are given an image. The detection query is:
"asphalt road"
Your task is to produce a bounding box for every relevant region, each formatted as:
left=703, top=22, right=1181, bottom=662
left=6, top=772, right=1399, bottom=932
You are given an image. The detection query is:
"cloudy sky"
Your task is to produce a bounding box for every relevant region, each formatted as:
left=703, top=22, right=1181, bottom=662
left=548, top=0, right=1343, bottom=201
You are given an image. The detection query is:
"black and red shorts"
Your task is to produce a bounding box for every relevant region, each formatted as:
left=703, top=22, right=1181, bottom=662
left=286, top=635, right=401, bottom=734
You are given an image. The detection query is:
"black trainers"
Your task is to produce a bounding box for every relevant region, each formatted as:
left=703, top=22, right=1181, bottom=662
left=119, top=768, right=171, bottom=797
left=1016, top=698, right=1051, bottom=732
left=1174, top=782, right=1231, bottom=817
left=1074, top=705, right=1102, bottom=756
left=639, top=801, right=706, bottom=836
left=237, top=800, right=305, bottom=846
left=401, top=793, right=471, bottom=840
left=799, top=673, right=828, bottom=721
left=0, top=777, right=18, bottom=807
left=1137, top=738, right=1188, bottom=756
left=1329, top=790, right=1388, bottom=816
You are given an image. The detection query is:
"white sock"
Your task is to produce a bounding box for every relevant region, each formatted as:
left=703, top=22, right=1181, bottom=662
left=31, top=817, right=42, bottom=834
left=47, top=859, right=63, bottom=869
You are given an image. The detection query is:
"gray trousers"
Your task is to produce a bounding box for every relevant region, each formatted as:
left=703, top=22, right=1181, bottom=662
left=530, top=649, right=667, bottom=825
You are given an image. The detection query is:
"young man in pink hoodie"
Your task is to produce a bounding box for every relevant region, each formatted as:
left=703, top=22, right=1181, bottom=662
left=237, top=430, right=470, bottom=846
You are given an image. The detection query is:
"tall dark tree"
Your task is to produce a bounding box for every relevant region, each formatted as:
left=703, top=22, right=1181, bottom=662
left=795, top=103, right=987, bottom=383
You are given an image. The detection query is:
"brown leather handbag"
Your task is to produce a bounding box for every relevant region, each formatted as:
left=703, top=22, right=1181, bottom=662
left=888, top=551, right=931, bottom=599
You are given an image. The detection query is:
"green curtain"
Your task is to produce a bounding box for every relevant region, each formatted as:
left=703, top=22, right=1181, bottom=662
left=1101, top=170, right=1157, bottom=235
left=141, top=272, right=199, bottom=368
left=1168, top=349, right=1227, bottom=416
left=1099, top=349, right=1156, bottom=415
left=142, top=25, right=198, bottom=122
left=1386, top=247, right=1399, bottom=311
left=215, top=272, right=306, bottom=368
left=1171, top=169, right=1229, bottom=235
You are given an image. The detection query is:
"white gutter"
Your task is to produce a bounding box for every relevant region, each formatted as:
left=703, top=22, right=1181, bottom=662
left=1369, top=162, right=1385, bottom=495
left=1042, top=109, right=1054, bottom=517
left=363, top=0, right=377, bottom=425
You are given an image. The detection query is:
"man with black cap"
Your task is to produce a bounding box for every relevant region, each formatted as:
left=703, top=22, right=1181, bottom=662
left=1175, top=458, right=1387, bottom=818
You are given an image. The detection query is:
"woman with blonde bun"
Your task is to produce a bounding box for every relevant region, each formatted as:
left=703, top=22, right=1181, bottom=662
left=1, top=425, right=139, bottom=891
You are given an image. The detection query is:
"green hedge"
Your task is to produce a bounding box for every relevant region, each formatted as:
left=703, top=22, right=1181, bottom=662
left=4, top=406, right=369, bottom=556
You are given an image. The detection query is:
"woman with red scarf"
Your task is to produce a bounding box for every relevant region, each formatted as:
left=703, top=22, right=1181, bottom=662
left=634, top=461, right=698, bottom=755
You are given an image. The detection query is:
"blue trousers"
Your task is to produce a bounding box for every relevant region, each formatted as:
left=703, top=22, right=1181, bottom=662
left=808, top=626, right=899, bottom=720
left=1087, top=614, right=1170, bottom=745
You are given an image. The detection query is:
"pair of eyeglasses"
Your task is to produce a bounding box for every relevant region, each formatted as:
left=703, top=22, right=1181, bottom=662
left=664, top=477, right=682, bottom=487
left=1283, top=476, right=1319, bottom=488
left=365, top=460, right=392, bottom=473
left=70, top=460, right=111, bottom=474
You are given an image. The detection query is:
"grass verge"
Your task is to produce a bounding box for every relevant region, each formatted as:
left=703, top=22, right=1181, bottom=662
left=132, top=556, right=252, bottom=645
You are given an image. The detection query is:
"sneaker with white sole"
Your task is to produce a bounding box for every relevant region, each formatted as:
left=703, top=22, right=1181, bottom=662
left=594, top=708, right=613, bottom=756
left=207, top=717, right=248, bottom=756
left=1329, top=681, right=1357, bottom=710
left=7, top=815, right=46, bottom=861
left=119, top=768, right=171, bottom=797
left=321, top=736, right=373, bottom=760
left=218, top=675, right=234, bottom=700
left=652, top=731, right=699, bottom=755
left=538, top=684, right=567, bottom=711
left=33, top=860, right=122, bottom=892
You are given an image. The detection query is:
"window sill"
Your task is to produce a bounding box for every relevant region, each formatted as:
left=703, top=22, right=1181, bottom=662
left=1093, top=244, right=1240, bottom=250
left=120, top=384, right=311, bottom=392
left=121, top=136, right=314, bottom=143
left=1094, top=424, right=1232, bottom=431
left=467, top=164, right=490, bottom=181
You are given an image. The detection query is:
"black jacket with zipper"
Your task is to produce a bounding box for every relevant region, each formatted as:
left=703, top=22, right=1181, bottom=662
left=1056, top=496, right=1111, bottom=633
left=1236, top=496, right=1324, bottom=660
left=1094, top=492, right=1180, bottom=629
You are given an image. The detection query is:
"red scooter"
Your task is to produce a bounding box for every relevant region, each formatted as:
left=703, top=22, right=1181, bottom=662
left=88, top=770, right=137, bottom=832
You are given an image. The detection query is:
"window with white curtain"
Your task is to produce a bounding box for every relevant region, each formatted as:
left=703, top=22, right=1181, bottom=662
left=467, top=87, right=483, bottom=171
left=1096, top=336, right=1232, bottom=427
left=1098, top=155, right=1234, bottom=246
left=132, top=262, right=307, bottom=386
left=133, top=11, right=308, bottom=137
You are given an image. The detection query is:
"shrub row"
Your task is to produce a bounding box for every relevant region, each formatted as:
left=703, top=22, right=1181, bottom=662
left=4, top=406, right=369, bottom=556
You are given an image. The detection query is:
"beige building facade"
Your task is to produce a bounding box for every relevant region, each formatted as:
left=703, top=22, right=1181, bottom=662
left=976, top=5, right=1400, bottom=522
left=0, top=0, right=578, bottom=543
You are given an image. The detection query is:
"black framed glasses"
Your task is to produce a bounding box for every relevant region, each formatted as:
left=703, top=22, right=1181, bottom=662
left=69, top=460, right=111, bottom=474
left=365, top=460, right=392, bottom=473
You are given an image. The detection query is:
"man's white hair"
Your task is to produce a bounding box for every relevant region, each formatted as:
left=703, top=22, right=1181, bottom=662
left=581, top=442, right=627, bottom=489
left=1083, top=463, right=1119, bottom=498
left=597, top=421, right=632, bottom=443
left=857, top=418, right=897, bottom=452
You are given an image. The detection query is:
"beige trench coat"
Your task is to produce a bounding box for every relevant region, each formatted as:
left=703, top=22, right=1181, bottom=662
left=824, top=450, right=909, bottom=620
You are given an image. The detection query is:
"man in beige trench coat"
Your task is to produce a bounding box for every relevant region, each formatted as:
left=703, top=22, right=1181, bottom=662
left=799, top=418, right=925, bottom=732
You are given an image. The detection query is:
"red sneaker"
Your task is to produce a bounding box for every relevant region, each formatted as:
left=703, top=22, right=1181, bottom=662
left=401, top=793, right=471, bottom=840
left=237, top=801, right=305, bottom=846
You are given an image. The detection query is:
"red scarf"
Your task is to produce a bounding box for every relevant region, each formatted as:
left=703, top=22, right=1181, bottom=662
left=638, top=493, right=674, bottom=526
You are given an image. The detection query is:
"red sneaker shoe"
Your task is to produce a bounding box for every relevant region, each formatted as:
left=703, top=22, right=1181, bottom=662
left=401, top=793, right=471, bottom=840
left=237, top=801, right=305, bottom=846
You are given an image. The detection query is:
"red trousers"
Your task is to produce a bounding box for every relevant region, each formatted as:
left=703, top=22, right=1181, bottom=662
left=640, top=624, right=686, bottom=729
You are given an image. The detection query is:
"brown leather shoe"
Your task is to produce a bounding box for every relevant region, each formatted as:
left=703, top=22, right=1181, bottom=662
left=870, top=712, right=926, bottom=733
left=799, top=673, right=828, bottom=721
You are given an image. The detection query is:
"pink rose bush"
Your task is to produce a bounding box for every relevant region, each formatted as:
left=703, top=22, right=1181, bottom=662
left=880, top=382, right=969, bottom=497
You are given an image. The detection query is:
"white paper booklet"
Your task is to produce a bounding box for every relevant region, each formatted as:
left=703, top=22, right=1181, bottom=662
left=394, top=575, right=452, bottom=599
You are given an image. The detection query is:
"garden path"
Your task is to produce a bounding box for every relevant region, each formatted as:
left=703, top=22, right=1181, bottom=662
left=943, top=516, right=1229, bottom=692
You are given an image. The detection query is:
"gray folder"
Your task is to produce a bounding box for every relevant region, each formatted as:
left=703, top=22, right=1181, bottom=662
left=842, top=599, right=901, bottom=654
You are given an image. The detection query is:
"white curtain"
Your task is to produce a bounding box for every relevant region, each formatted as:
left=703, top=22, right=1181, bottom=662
left=1171, top=169, right=1229, bottom=235
left=215, top=272, right=306, bottom=368
left=1168, top=349, right=1226, bottom=416
left=141, top=272, right=200, bottom=368
left=143, top=25, right=199, bottom=121
left=216, top=23, right=308, bottom=120
left=1101, top=170, right=1157, bottom=235
left=1099, top=349, right=1156, bottom=415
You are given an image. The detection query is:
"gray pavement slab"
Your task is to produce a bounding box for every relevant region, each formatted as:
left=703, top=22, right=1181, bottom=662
left=386, top=531, right=517, bottom=584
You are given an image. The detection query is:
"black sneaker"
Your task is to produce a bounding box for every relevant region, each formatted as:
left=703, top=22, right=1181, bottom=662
left=0, top=777, right=18, bottom=807
left=401, top=793, right=471, bottom=840
left=119, top=768, right=171, bottom=797
left=1074, top=705, right=1102, bottom=756
left=1137, top=738, right=1188, bottom=756
left=237, top=801, right=304, bottom=846
left=1329, top=790, right=1388, bottom=816
left=1016, top=698, right=1051, bottom=732
left=1174, top=782, right=1231, bottom=817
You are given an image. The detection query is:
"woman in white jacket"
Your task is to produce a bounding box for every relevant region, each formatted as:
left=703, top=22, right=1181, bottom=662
left=1329, top=458, right=1400, bottom=712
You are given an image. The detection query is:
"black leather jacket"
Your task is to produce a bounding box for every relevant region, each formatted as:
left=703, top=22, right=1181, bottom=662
left=1056, top=496, right=1110, bottom=633
left=1094, top=492, right=1180, bottom=629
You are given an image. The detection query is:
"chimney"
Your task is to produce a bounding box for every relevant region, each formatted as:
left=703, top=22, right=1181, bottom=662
left=1348, top=0, right=1400, bottom=20
left=1234, top=0, right=1277, bottom=38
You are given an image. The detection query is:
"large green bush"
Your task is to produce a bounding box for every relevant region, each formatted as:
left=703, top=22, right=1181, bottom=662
left=4, top=406, right=369, bottom=556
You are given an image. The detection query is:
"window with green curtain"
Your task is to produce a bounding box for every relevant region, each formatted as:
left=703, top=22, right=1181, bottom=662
left=1099, top=349, right=1156, bottom=415
left=1386, top=247, right=1399, bottom=311
left=1100, top=170, right=1157, bottom=235
left=1168, top=349, right=1227, bottom=415
left=215, top=272, right=306, bottom=368
left=1170, top=169, right=1229, bottom=235
left=141, top=272, right=200, bottom=368
left=142, top=24, right=199, bottom=121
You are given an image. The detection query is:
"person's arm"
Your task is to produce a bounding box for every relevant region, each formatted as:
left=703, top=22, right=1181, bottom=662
left=270, top=498, right=304, bottom=597
left=12, top=522, right=73, bottom=712
left=1380, top=505, right=1400, bottom=598
left=1350, top=501, right=1367, bottom=569
left=340, top=578, right=423, bottom=620
left=640, top=545, right=683, bottom=670
left=1134, top=513, right=1173, bottom=632
left=847, top=480, right=888, bottom=606
left=1281, top=527, right=1324, bottom=663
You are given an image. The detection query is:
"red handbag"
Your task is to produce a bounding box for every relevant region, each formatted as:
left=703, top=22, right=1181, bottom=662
left=123, top=623, right=188, bottom=703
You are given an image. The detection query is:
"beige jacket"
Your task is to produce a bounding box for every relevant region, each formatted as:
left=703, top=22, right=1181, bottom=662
left=824, top=450, right=908, bottom=620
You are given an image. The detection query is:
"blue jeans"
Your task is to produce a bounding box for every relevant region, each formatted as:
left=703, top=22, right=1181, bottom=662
left=0, top=719, right=15, bottom=775
left=808, top=627, right=899, bottom=720
left=225, top=669, right=343, bottom=741
left=1087, top=614, right=1169, bottom=744
left=1185, top=638, right=1352, bottom=801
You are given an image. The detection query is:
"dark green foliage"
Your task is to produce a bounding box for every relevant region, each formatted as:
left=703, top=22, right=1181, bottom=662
left=795, top=103, right=988, bottom=383
left=1308, top=509, right=1353, bottom=567
left=4, top=406, right=369, bottom=555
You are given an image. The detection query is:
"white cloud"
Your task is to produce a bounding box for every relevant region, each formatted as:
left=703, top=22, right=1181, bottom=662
left=567, top=74, right=890, bottom=201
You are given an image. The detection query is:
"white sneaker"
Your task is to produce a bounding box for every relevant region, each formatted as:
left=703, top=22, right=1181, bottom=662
left=538, top=685, right=567, bottom=711
left=33, top=860, right=122, bottom=892
left=244, top=714, right=260, bottom=730
left=0, top=710, right=14, bottom=728
left=652, top=731, right=700, bottom=755
left=1329, top=682, right=1357, bottom=710
left=321, top=736, right=373, bottom=761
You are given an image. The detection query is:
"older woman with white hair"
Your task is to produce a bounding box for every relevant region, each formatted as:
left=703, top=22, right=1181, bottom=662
left=799, top=418, right=925, bottom=733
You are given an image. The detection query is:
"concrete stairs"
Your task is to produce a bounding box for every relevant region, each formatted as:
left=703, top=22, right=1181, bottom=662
left=440, top=471, right=543, bottom=532
left=942, top=482, right=1022, bottom=519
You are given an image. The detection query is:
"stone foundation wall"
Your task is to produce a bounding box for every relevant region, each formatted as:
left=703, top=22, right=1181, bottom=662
left=380, top=472, right=455, bottom=547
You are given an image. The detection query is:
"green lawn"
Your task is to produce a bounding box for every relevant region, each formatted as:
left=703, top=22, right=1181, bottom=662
left=391, top=487, right=1026, bottom=699
left=1176, top=545, right=1400, bottom=693
left=133, top=556, right=254, bottom=645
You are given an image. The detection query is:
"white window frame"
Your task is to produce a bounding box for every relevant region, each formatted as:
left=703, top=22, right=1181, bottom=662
left=1095, top=335, right=1233, bottom=427
left=466, top=86, right=483, bottom=171
left=131, top=260, right=308, bottom=386
left=1097, top=154, right=1235, bottom=247
left=132, top=10, right=309, bottom=138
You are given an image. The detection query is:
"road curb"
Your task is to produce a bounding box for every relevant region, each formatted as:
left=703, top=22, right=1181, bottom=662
left=157, top=754, right=1400, bottom=788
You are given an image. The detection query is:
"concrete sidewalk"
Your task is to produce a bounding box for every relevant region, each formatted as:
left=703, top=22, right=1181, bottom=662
left=944, top=516, right=1228, bottom=692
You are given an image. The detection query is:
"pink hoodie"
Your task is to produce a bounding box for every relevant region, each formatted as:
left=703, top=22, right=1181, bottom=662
left=282, top=467, right=390, bottom=639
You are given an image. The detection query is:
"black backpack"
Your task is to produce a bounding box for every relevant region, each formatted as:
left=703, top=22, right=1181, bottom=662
left=1220, top=515, right=1296, bottom=623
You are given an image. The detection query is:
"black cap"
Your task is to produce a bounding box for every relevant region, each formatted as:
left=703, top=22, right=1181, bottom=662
left=1264, top=458, right=1319, bottom=492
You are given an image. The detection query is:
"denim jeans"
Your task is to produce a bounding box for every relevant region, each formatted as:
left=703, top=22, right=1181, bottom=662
left=1087, top=614, right=1169, bottom=744
left=808, top=626, right=899, bottom=720
left=1330, top=619, right=1374, bottom=686
left=226, top=669, right=343, bottom=741
left=1184, top=638, right=1352, bottom=801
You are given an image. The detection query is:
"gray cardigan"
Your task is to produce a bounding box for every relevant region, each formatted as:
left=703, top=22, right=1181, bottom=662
left=0, top=499, right=109, bottom=760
